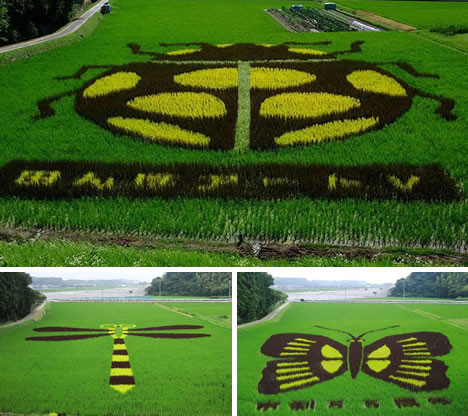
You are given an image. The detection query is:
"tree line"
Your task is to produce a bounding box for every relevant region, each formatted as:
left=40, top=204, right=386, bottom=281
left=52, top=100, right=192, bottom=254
left=0, top=0, right=89, bottom=46
left=146, top=272, right=231, bottom=297
left=0, top=272, right=45, bottom=322
left=237, top=272, right=287, bottom=324
left=390, top=272, right=468, bottom=299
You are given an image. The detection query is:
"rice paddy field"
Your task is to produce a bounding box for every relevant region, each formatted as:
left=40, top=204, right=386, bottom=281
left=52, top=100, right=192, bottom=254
left=0, top=0, right=466, bottom=265
left=238, top=302, right=468, bottom=415
left=0, top=302, right=232, bottom=416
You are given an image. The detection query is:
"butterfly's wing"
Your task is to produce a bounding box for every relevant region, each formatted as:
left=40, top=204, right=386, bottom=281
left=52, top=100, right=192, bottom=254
left=362, top=332, right=452, bottom=392
left=258, top=333, right=348, bottom=394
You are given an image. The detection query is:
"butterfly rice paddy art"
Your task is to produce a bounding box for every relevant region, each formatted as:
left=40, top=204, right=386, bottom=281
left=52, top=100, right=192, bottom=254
left=258, top=325, right=452, bottom=394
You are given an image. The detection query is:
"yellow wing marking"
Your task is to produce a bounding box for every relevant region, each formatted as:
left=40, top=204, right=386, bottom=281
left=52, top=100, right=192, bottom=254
left=402, top=342, right=427, bottom=348
left=367, top=345, right=391, bottom=359
left=321, top=360, right=343, bottom=374
left=401, top=359, right=432, bottom=364
left=403, top=347, right=429, bottom=352
left=277, top=361, right=308, bottom=367
left=277, top=372, right=314, bottom=381
left=396, top=370, right=430, bottom=377
left=367, top=360, right=391, bottom=373
left=404, top=352, right=431, bottom=356
left=389, top=375, right=426, bottom=387
left=288, top=342, right=312, bottom=347
left=397, top=338, right=417, bottom=343
left=284, top=347, right=309, bottom=351
left=295, top=338, right=317, bottom=344
left=280, top=377, right=320, bottom=390
left=276, top=367, right=310, bottom=374
left=280, top=352, right=307, bottom=356
left=321, top=345, right=343, bottom=359
left=400, top=365, right=431, bottom=371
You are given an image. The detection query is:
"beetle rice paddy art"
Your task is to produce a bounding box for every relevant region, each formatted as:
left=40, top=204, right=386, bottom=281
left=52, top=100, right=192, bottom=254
left=0, top=41, right=460, bottom=201
left=257, top=325, right=453, bottom=409
left=26, top=323, right=210, bottom=394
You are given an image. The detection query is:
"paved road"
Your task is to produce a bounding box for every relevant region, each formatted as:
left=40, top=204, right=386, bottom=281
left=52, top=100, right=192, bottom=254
left=0, top=301, right=47, bottom=328
left=0, top=0, right=107, bottom=54
left=238, top=302, right=290, bottom=328
left=287, top=287, right=389, bottom=301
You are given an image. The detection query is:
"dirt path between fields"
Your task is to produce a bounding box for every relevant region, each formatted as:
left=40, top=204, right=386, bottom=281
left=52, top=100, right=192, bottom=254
left=396, top=305, right=468, bottom=332
left=238, top=302, right=290, bottom=328
left=0, top=302, right=47, bottom=328
left=0, top=0, right=107, bottom=54
left=154, top=303, right=193, bottom=318
left=355, top=10, right=416, bottom=31
left=0, top=226, right=466, bottom=265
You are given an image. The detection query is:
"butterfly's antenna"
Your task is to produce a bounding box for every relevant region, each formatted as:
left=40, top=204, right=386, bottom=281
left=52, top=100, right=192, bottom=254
left=358, top=325, right=400, bottom=338
left=314, top=325, right=355, bottom=338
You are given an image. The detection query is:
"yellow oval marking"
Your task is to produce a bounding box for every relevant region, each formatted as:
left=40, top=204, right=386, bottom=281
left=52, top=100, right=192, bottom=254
left=251, top=68, right=316, bottom=89
left=128, top=92, right=227, bottom=119
left=321, top=345, right=343, bottom=359
left=347, top=70, right=407, bottom=96
left=367, top=359, right=391, bottom=373
left=321, top=360, right=343, bottom=374
left=107, top=117, right=210, bottom=147
left=167, top=48, right=201, bottom=56
left=368, top=345, right=391, bottom=359
left=260, top=92, right=360, bottom=118
left=217, top=44, right=233, bottom=48
left=83, top=72, right=141, bottom=98
left=275, top=117, right=379, bottom=146
left=288, top=47, right=327, bottom=56
left=174, top=68, right=238, bottom=89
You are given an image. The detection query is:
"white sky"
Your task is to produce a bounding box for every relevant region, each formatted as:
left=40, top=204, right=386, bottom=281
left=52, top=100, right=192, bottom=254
left=1, top=268, right=176, bottom=282
left=268, top=268, right=461, bottom=284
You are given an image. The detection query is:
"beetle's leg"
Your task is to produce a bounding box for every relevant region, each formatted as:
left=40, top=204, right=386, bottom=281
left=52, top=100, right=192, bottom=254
left=387, top=61, right=440, bottom=79
left=56, top=65, right=113, bottom=80
left=333, top=40, right=365, bottom=56
left=34, top=89, right=78, bottom=119
left=414, top=89, right=457, bottom=121
left=382, top=62, right=455, bottom=120
left=128, top=42, right=208, bottom=57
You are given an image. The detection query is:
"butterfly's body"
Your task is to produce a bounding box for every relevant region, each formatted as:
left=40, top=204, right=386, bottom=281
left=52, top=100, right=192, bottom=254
left=258, top=325, right=452, bottom=394
left=348, top=338, right=364, bottom=379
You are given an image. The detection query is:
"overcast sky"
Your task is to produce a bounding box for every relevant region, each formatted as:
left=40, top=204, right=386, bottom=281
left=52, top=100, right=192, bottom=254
left=268, top=268, right=444, bottom=284
left=2, top=268, right=172, bottom=282
left=2, top=267, right=463, bottom=285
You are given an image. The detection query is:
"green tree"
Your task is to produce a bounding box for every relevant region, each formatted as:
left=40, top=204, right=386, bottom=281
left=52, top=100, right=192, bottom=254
left=0, top=272, right=45, bottom=322
left=237, top=272, right=287, bottom=324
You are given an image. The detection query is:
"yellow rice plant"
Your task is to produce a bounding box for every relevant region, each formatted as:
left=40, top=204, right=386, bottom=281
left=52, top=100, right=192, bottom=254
left=346, top=70, right=407, bottom=96
left=128, top=92, right=227, bottom=118
left=83, top=72, right=141, bottom=98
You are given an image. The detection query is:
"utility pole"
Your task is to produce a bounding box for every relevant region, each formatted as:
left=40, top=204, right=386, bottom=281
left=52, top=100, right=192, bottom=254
left=228, top=280, right=232, bottom=298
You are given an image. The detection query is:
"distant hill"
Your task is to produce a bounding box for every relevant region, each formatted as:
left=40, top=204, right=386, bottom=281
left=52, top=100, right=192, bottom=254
left=272, top=277, right=380, bottom=291
left=31, top=277, right=145, bottom=288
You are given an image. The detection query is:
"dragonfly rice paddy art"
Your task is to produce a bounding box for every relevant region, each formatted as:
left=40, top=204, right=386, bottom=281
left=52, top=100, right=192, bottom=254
left=258, top=325, right=452, bottom=394
left=26, top=323, right=211, bottom=393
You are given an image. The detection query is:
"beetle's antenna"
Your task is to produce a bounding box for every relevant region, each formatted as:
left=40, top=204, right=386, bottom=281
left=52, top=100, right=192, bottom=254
left=358, top=325, right=400, bottom=338
left=314, top=325, right=355, bottom=338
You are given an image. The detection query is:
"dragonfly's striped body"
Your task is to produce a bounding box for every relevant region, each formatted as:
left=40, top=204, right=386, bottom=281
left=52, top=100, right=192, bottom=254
left=107, top=325, right=136, bottom=393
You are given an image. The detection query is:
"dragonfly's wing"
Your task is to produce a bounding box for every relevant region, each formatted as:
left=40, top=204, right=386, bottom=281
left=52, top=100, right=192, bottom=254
left=129, top=333, right=210, bottom=339
left=33, top=326, right=108, bottom=332
left=128, top=325, right=203, bottom=331
left=362, top=332, right=452, bottom=392
left=26, top=333, right=109, bottom=341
